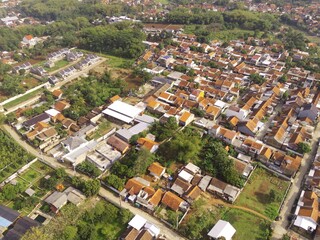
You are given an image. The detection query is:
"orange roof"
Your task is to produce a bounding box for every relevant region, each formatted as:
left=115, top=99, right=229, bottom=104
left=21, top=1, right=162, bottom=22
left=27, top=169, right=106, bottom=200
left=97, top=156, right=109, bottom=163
left=179, top=111, right=192, bottom=123
left=186, top=186, right=202, bottom=200
left=124, top=179, right=145, bottom=195
left=148, top=189, right=164, bottom=207
left=24, top=35, right=33, bottom=40
left=144, top=186, right=156, bottom=196
left=159, top=92, right=170, bottom=100
left=205, top=105, right=221, bottom=116
left=52, top=89, right=63, bottom=98
left=110, top=95, right=121, bottom=103
left=148, top=162, right=165, bottom=177
left=137, top=138, right=159, bottom=151
left=147, top=100, right=160, bottom=109
left=229, top=116, right=239, bottom=126
left=260, top=147, right=273, bottom=159
left=54, top=100, right=69, bottom=112
left=52, top=113, right=65, bottom=122
left=243, top=138, right=263, bottom=150
left=161, top=191, right=184, bottom=211
left=34, top=121, right=50, bottom=131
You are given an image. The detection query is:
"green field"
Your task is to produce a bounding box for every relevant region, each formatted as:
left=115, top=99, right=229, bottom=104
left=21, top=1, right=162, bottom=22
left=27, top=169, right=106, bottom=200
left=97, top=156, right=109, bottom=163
left=222, top=208, right=271, bottom=240
left=87, top=120, right=112, bottom=140
left=44, top=59, right=70, bottom=72
left=3, top=87, right=44, bottom=109
left=235, top=167, right=290, bottom=219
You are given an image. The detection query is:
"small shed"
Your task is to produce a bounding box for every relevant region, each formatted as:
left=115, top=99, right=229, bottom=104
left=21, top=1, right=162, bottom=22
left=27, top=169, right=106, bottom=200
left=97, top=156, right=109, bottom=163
left=208, top=220, right=236, bottom=240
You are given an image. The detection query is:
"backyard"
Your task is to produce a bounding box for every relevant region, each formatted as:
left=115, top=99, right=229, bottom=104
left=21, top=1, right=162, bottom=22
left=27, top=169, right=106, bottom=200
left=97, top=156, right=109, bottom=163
left=0, top=160, right=53, bottom=216
left=235, top=167, right=290, bottom=219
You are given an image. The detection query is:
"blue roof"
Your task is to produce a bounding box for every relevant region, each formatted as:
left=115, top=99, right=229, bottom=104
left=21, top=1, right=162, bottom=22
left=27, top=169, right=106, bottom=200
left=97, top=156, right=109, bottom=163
left=0, top=217, right=13, bottom=227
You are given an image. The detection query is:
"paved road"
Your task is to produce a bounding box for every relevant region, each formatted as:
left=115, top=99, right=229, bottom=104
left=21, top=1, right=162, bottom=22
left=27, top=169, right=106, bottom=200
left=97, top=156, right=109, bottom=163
left=1, top=124, right=186, bottom=240
left=271, top=123, right=320, bottom=239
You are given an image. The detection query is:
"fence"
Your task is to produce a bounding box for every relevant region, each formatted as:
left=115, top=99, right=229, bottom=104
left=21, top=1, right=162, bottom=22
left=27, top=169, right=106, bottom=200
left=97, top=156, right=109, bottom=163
left=0, top=158, right=38, bottom=186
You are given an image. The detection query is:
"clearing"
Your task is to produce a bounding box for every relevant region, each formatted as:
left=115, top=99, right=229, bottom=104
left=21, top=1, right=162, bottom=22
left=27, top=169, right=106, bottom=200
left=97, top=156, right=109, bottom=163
left=235, top=167, right=290, bottom=219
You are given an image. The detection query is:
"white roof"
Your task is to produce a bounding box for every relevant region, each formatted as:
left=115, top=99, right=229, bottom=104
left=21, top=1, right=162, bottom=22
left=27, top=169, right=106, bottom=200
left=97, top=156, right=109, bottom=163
left=103, top=108, right=133, bottom=124
left=178, top=170, right=193, bottom=183
left=128, top=215, right=147, bottom=231
left=294, top=216, right=317, bottom=231
left=45, top=108, right=60, bottom=117
left=214, top=100, right=227, bottom=109
left=107, top=101, right=143, bottom=118
left=185, top=163, right=200, bottom=174
left=144, top=222, right=160, bottom=237
left=208, top=220, right=236, bottom=240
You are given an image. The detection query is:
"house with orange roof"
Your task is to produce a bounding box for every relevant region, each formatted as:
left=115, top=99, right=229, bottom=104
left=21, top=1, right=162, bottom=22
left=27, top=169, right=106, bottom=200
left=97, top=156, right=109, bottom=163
left=137, top=138, right=159, bottom=153
left=110, top=95, right=122, bottom=103
left=22, top=34, right=37, bottom=47
left=293, top=190, right=319, bottom=233
left=258, top=147, right=273, bottom=163
left=54, top=100, right=70, bottom=112
left=161, top=191, right=188, bottom=212
left=52, top=89, right=63, bottom=99
left=205, top=105, right=221, bottom=120
left=210, top=125, right=239, bottom=145
left=179, top=111, right=194, bottom=126
left=147, top=162, right=165, bottom=179
left=242, top=137, right=264, bottom=156
left=237, top=118, right=260, bottom=137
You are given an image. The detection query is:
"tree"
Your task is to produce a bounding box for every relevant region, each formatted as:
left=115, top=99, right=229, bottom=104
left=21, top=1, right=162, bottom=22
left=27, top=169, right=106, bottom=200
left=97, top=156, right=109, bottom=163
left=297, top=142, right=311, bottom=154
left=278, top=75, right=287, bottom=83
left=249, top=73, right=265, bottom=85
left=21, top=227, right=53, bottom=240
left=105, top=174, right=125, bottom=190
left=81, top=179, right=100, bottom=197
left=55, top=168, right=67, bottom=179
left=63, top=226, right=77, bottom=240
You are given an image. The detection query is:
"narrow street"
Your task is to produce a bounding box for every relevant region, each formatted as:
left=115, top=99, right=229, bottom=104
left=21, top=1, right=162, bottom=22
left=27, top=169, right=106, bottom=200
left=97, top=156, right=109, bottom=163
left=271, top=123, right=320, bottom=239
left=1, top=124, right=186, bottom=240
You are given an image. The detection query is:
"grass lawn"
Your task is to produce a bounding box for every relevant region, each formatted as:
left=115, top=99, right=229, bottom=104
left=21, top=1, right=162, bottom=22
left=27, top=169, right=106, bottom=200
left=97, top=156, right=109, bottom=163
left=235, top=167, right=290, bottom=219
left=31, top=160, right=52, bottom=173
left=3, top=87, right=44, bottom=109
left=155, top=0, right=169, bottom=4
left=95, top=221, right=126, bottom=240
left=104, top=54, right=134, bottom=69
left=19, top=168, right=42, bottom=183
left=44, top=59, right=70, bottom=72
left=222, top=208, right=271, bottom=240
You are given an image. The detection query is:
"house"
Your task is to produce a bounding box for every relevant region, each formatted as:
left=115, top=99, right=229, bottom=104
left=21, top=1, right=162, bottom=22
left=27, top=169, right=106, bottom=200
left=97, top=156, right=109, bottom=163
left=207, top=178, right=241, bottom=203
left=102, top=101, right=143, bottom=124
left=22, top=113, right=51, bottom=130
left=298, top=103, right=319, bottom=122
left=109, top=95, right=122, bottom=103
left=207, top=220, right=236, bottom=240
left=224, top=105, right=249, bottom=120
left=44, top=191, right=68, bottom=213
left=0, top=205, right=20, bottom=228
left=3, top=216, right=40, bottom=240
left=137, top=138, right=159, bottom=153
left=179, top=111, right=194, bottom=126
left=171, top=178, right=192, bottom=196
left=242, top=138, right=264, bottom=156
left=161, top=191, right=188, bottom=212
left=107, top=135, right=130, bottom=154
left=54, top=100, right=70, bottom=112
left=121, top=215, right=160, bottom=240
left=237, top=118, right=260, bottom=137
left=148, top=162, right=165, bottom=179
left=22, top=35, right=37, bottom=47
left=116, top=122, right=150, bottom=143
left=293, top=190, right=319, bottom=233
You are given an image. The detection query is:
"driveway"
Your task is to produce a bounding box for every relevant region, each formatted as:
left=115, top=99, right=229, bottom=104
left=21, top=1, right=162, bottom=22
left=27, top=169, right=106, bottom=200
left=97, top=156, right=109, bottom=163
left=271, top=123, right=320, bottom=239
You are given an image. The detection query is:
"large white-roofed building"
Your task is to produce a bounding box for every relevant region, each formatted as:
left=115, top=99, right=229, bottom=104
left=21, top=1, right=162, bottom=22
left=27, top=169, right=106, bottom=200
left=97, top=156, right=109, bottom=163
left=102, top=101, right=143, bottom=124
left=207, top=220, right=236, bottom=240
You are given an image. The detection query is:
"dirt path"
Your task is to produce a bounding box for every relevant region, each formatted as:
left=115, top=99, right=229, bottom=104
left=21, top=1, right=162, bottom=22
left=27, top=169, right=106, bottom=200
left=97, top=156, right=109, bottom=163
left=203, top=193, right=272, bottom=222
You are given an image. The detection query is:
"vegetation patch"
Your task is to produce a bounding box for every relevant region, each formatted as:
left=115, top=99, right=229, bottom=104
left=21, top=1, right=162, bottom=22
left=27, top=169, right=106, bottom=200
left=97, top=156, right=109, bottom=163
left=235, top=167, right=290, bottom=219
left=222, top=208, right=272, bottom=240
left=3, top=87, right=44, bottom=109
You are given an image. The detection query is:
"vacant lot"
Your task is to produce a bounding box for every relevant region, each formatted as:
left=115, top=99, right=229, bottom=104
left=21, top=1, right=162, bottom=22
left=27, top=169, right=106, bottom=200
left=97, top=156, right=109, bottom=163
left=3, top=87, right=43, bottom=109
left=235, top=167, right=290, bottom=219
left=222, top=208, right=271, bottom=240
